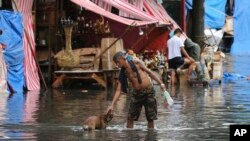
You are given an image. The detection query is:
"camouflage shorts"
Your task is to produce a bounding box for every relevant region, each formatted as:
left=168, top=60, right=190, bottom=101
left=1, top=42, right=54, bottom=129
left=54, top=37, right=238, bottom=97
left=128, top=87, right=157, bottom=121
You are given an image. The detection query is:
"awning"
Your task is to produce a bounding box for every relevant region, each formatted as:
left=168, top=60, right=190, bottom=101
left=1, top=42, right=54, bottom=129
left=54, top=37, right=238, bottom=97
left=70, top=0, right=186, bottom=51
left=70, top=0, right=158, bottom=26
left=101, top=0, right=157, bottom=21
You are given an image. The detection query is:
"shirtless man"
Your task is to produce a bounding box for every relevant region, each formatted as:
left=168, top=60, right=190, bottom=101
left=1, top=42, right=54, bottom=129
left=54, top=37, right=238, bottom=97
left=106, top=51, right=166, bottom=128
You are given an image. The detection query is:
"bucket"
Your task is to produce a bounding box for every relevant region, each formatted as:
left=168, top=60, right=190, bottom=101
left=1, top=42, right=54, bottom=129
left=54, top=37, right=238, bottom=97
left=212, top=62, right=222, bottom=80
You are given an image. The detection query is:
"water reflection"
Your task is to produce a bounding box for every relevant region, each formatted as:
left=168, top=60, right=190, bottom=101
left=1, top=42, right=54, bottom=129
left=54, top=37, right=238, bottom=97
left=24, top=91, right=40, bottom=123
left=6, top=93, right=24, bottom=124
left=3, top=93, right=25, bottom=140
left=0, top=92, right=9, bottom=139
left=0, top=91, right=40, bottom=140
left=0, top=55, right=250, bottom=140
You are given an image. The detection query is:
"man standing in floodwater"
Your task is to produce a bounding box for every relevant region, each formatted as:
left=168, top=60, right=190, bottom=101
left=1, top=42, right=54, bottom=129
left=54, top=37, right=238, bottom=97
left=106, top=51, right=167, bottom=128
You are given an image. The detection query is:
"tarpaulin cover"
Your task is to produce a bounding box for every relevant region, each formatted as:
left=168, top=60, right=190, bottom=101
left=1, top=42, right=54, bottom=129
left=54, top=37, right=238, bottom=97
left=0, top=10, right=25, bottom=92
left=186, top=0, right=227, bottom=29
left=230, top=0, right=250, bottom=56
left=223, top=72, right=247, bottom=81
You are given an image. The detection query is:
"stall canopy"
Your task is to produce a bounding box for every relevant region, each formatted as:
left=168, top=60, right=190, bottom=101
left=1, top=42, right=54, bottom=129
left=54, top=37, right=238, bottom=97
left=70, top=0, right=184, bottom=52
left=71, top=0, right=158, bottom=26
left=101, top=0, right=157, bottom=21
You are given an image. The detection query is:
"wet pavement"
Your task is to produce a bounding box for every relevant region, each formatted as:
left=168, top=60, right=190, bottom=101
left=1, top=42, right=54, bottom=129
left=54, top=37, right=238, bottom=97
left=1, top=55, right=250, bottom=141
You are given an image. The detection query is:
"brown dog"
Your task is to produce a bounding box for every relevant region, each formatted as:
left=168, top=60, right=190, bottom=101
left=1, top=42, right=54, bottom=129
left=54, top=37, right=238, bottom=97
left=83, top=113, right=113, bottom=130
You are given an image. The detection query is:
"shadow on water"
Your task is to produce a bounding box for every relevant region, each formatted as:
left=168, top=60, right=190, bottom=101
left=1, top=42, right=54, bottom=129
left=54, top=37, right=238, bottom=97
left=0, top=55, right=250, bottom=140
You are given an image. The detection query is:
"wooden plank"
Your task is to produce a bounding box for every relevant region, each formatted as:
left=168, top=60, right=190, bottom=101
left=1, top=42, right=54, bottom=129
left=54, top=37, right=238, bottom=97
left=91, top=73, right=106, bottom=88
left=52, top=69, right=120, bottom=89
left=54, top=69, right=119, bottom=74
left=54, top=70, right=102, bottom=74
left=55, top=76, right=94, bottom=79
left=80, top=55, right=95, bottom=64
left=52, top=74, right=66, bottom=88
left=93, top=48, right=100, bottom=70
left=78, top=47, right=98, bottom=56
left=101, top=38, right=124, bottom=70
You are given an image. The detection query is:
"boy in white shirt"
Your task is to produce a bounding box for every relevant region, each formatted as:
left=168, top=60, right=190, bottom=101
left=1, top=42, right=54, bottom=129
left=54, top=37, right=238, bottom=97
left=167, top=28, right=194, bottom=86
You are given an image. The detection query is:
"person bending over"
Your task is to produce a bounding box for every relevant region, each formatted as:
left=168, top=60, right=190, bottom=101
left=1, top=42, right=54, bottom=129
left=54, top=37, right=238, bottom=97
left=106, top=51, right=166, bottom=128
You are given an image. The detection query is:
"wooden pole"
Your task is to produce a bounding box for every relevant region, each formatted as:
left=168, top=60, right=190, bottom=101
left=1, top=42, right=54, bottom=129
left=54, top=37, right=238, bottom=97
left=12, top=0, right=48, bottom=90
left=192, top=0, right=204, bottom=47
left=181, top=0, right=186, bottom=32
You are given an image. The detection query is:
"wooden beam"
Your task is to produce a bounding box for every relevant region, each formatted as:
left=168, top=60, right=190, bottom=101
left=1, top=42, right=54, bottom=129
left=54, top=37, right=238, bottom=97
left=91, top=73, right=106, bottom=88
left=52, top=74, right=66, bottom=88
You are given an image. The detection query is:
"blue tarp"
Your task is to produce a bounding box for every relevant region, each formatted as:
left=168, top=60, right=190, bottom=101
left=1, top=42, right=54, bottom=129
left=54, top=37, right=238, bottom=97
left=223, top=72, right=247, bottom=81
left=230, top=0, right=250, bottom=56
left=0, top=10, right=25, bottom=92
left=186, top=0, right=227, bottom=29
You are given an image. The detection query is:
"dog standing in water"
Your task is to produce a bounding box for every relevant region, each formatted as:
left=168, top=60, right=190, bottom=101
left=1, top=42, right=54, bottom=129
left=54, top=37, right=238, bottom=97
left=83, top=112, right=113, bottom=130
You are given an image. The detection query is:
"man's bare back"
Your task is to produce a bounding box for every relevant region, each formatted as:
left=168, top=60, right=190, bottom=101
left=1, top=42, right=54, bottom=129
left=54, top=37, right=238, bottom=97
left=124, top=60, right=152, bottom=90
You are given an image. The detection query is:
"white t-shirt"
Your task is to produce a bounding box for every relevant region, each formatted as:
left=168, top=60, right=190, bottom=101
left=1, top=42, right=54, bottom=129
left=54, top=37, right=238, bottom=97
left=167, top=35, right=184, bottom=60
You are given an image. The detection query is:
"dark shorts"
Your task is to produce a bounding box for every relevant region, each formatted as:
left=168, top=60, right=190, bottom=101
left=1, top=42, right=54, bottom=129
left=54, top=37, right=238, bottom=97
left=168, top=57, right=184, bottom=69
left=128, top=87, right=157, bottom=121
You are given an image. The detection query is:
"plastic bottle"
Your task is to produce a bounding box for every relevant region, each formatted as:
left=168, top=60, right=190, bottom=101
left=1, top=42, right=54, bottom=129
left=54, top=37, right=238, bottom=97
left=163, top=91, right=174, bottom=106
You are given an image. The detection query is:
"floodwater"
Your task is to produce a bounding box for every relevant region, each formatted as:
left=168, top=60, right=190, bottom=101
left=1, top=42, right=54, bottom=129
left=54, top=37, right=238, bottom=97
left=1, top=54, right=250, bottom=141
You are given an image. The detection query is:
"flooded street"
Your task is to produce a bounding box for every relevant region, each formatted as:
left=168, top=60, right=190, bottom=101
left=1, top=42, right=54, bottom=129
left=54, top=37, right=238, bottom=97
left=1, top=55, right=250, bottom=141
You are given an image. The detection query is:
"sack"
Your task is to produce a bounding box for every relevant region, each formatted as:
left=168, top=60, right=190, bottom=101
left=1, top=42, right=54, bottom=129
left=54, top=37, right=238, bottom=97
left=163, top=91, right=174, bottom=106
